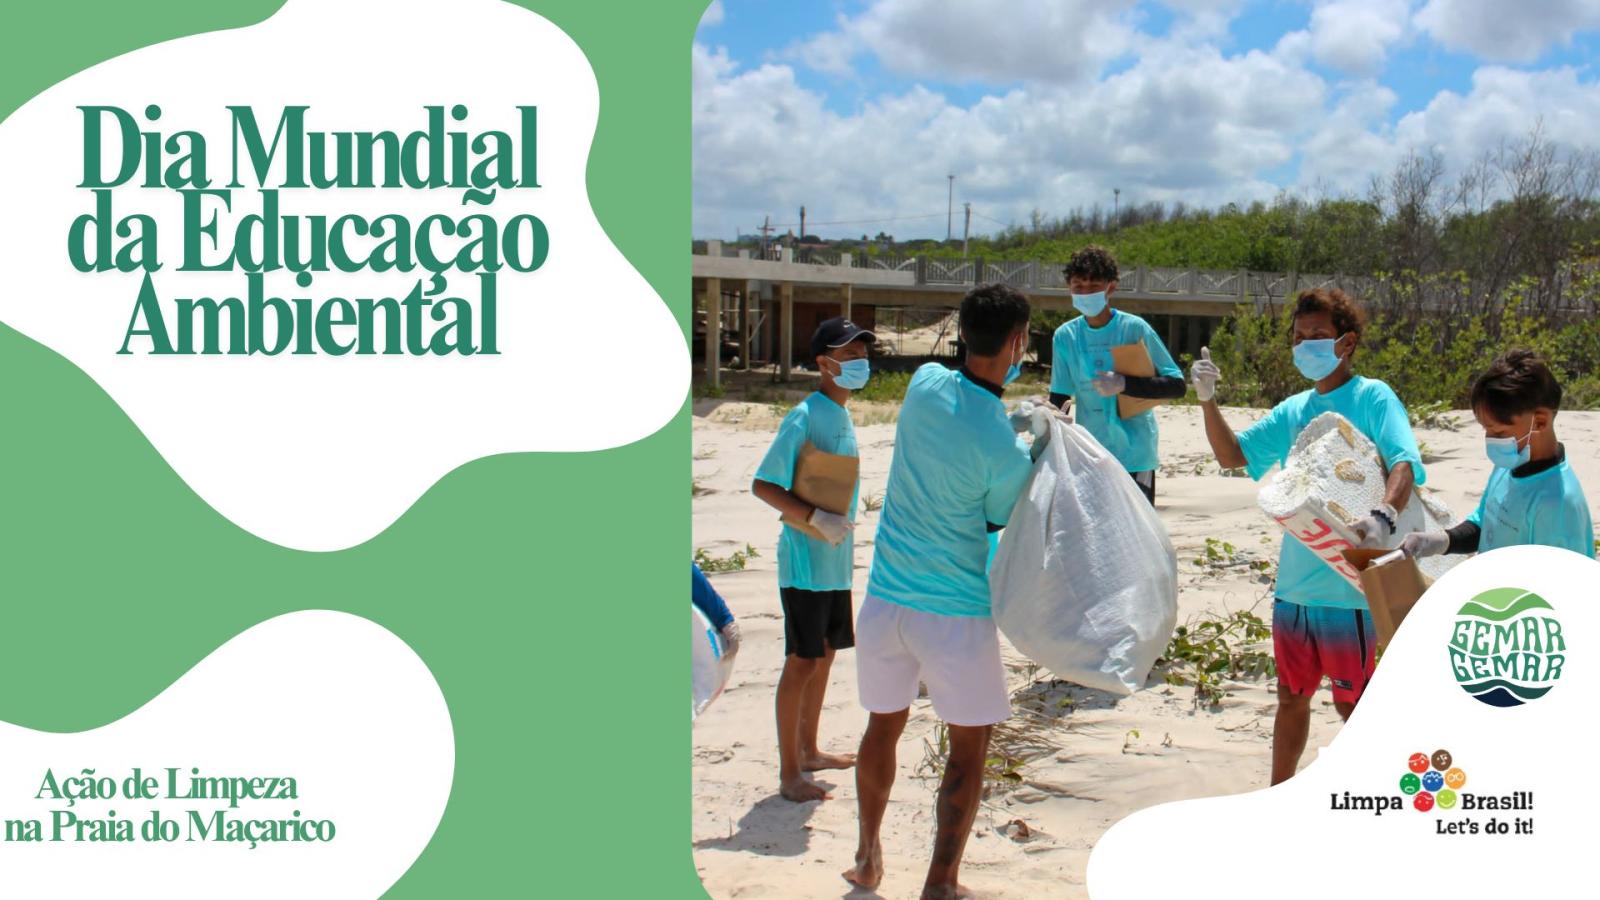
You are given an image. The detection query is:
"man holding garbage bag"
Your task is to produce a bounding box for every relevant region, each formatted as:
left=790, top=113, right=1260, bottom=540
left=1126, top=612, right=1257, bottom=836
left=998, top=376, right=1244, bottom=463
left=1191, top=288, right=1424, bottom=785
left=845, top=283, right=1054, bottom=900
left=1049, top=245, right=1185, bottom=505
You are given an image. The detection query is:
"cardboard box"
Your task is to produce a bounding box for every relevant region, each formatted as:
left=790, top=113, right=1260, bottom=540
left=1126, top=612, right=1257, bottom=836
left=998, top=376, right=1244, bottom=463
left=1111, top=342, right=1164, bottom=419
left=1341, top=547, right=1433, bottom=646
left=780, top=442, right=859, bottom=542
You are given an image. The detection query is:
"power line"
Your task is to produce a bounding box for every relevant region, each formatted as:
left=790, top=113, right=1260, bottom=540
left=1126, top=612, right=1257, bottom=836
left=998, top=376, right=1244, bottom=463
left=765, top=211, right=947, bottom=229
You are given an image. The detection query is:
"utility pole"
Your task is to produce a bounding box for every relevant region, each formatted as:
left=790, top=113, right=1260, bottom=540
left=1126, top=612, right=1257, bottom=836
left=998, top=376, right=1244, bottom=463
left=1113, top=187, right=1121, bottom=229
left=799, top=206, right=806, bottom=243
left=962, top=203, right=971, bottom=255
left=759, top=215, right=774, bottom=259
left=947, top=174, right=955, bottom=242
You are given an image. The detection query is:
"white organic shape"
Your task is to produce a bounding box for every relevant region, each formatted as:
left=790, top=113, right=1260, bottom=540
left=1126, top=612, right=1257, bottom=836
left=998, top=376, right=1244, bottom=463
left=0, top=0, right=687, bottom=550
left=0, top=611, right=454, bottom=897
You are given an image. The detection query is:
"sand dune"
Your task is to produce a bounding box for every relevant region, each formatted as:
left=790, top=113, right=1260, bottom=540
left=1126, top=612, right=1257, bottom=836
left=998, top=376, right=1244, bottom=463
left=691, top=400, right=1600, bottom=899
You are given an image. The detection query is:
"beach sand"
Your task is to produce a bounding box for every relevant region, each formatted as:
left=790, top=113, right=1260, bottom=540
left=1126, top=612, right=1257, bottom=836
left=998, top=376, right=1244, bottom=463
left=691, top=396, right=1600, bottom=899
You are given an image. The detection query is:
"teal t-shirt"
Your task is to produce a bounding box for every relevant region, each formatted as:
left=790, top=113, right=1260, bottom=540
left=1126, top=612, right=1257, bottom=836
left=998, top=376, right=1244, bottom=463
left=1469, top=453, right=1594, bottom=557
left=1237, top=375, right=1425, bottom=609
left=867, top=364, right=1034, bottom=617
left=1049, top=309, right=1181, bottom=473
left=754, top=392, right=859, bottom=591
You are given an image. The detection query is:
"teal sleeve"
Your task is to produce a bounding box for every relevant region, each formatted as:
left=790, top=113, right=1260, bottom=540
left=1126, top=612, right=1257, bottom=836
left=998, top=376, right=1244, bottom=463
left=1144, top=322, right=1182, bottom=378
left=754, top=407, right=809, bottom=490
left=1237, top=403, right=1291, bottom=481
left=983, top=437, right=1034, bottom=527
left=1049, top=328, right=1074, bottom=396
left=1371, top=384, right=1427, bottom=486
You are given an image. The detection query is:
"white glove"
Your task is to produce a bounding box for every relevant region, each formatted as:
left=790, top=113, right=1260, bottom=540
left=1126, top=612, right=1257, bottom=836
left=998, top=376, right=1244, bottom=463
left=1192, top=346, right=1220, bottom=402
left=1008, top=403, right=1035, bottom=434
left=1029, top=405, right=1052, bottom=439
left=1091, top=371, right=1126, bottom=396
left=808, top=507, right=853, bottom=546
left=719, top=621, right=742, bottom=657
left=1399, top=531, right=1448, bottom=559
left=1351, top=504, right=1398, bottom=549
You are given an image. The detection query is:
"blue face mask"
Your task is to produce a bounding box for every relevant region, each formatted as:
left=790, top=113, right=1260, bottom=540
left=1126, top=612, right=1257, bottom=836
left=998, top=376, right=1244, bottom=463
left=1003, top=336, right=1025, bottom=385
left=1292, top=335, right=1347, bottom=382
left=1072, top=291, right=1108, bottom=318
left=829, top=357, right=870, bottom=390
left=1485, top=424, right=1534, bottom=469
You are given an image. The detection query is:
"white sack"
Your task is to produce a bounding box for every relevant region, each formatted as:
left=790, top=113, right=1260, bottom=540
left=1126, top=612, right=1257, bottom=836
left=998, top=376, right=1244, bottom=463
left=692, top=605, right=735, bottom=720
left=990, top=420, right=1179, bottom=695
left=1258, top=411, right=1460, bottom=585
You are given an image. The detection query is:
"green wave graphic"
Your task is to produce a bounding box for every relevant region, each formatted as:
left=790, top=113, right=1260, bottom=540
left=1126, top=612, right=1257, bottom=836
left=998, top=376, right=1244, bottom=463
left=1459, top=679, right=1554, bottom=700
left=1457, top=591, right=1552, bottom=621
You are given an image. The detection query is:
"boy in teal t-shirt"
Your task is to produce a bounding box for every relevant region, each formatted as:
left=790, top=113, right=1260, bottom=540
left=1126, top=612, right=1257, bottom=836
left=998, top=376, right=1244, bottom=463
left=1191, top=287, right=1423, bottom=786
left=752, top=316, right=874, bottom=803
left=1049, top=245, right=1184, bottom=504
left=1401, top=350, right=1594, bottom=560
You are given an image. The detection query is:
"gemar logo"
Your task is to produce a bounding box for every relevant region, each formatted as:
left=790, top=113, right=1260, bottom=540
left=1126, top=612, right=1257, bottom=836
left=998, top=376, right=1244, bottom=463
left=1448, top=587, right=1565, bottom=707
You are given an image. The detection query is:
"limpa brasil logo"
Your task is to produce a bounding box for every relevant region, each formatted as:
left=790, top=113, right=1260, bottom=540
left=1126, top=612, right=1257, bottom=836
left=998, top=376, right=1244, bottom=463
left=1448, top=587, right=1565, bottom=707
left=1332, top=749, right=1534, bottom=827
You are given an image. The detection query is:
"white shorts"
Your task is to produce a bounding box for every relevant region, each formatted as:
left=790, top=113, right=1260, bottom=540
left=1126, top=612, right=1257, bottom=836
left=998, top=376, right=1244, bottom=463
left=855, top=594, right=1011, bottom=727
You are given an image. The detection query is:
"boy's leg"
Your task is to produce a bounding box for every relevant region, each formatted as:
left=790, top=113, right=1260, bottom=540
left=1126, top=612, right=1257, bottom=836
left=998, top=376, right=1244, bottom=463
left=1321, top=607, right=1377, bottom=722
left=801, top=589, right=857, bottom=771
left=776, top=588, right=833, bottom=802
left=1270, top=599, right=1322, bottom=785
left=842, top=708, right=908, bottom=891
left=1130, top=469, right=1156, bottom=506
left=924, top=723, right=991, bottom=900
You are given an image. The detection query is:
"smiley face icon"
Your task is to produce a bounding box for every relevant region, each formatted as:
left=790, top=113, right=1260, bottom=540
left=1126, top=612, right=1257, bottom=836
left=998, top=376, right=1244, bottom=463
left=1432, top=749, right=1453, bottom=771
left=1414, top=791, right=1435, bottom=812
left=1408, top=753, right=1430, bottom=773
left=1400, top=772, right=1421, bottom=794
left=1436, top=789, right=1458, bottom=809
left=1445, top=768, right=1466, bottom=789
left=1422, top=770, right=1444, bottom=792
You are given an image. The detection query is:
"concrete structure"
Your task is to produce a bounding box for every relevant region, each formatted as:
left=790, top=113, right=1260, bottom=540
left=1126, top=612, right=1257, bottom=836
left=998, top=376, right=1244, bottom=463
left=692, top=241, right=1370, bottom=387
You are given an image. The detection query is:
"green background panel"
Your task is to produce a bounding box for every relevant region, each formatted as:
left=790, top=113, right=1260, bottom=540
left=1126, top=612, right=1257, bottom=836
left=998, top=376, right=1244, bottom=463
left=0, top=0, right=698, bottom=895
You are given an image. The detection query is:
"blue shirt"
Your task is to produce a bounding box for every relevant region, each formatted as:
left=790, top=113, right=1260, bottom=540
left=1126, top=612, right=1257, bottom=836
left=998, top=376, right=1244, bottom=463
left=1049, top=310, right=1181, bottom=472
left=691, top=563, right=734, bottom=631
left=1238, top=375, right=1425, bottom=609
left=1469, top=454, right=1594, bottom=557
left=754, top=392, right=859, bottom=591
left=868, top=364, right=1035, bottom=617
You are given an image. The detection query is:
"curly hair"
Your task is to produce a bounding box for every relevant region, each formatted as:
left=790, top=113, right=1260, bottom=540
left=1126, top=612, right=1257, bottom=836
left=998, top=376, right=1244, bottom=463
left=1291, top=287, right=1367, bottom=337
left=1471, top=349, right=1563, bottom=422
left=1063, top=245, right=1119, bottom=283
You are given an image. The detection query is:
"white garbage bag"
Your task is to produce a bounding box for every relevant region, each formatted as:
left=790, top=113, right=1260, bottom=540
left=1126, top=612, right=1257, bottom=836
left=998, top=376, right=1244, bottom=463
left=692, top=605, right=736, bottom=720
left=990, top=420, right=1179, bottom=695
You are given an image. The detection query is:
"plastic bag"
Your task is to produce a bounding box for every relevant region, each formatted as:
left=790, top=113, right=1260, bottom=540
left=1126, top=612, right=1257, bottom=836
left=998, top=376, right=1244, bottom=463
left=691, top=605, right=735, bottom=720
left=990, top=420, right=1178, bottom=695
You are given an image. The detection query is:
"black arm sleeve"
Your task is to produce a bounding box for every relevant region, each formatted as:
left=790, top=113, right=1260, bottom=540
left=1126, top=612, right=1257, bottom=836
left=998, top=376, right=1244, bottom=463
left=1120, top=374, right=1187, bottom=400
left=1446, top=520, right=1482, bottom=555
left=987, top=521, right=1004, bottom=533
left=1049, top=392, right=1071, bottom=409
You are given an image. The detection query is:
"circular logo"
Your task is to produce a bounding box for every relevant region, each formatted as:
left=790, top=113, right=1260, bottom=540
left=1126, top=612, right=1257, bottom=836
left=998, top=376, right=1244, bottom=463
left=1408, top=753, right=1430, bottom=773
left=1422, top=770, right=1444, bottom=792
left=1445, top=768, right=1466, bottom=789
left=1431, top=749, right=1452, bottom=771
left=1448, top=588, right=1566, bottom=707
left=1414, top=792, right=1435, bottom=812
left=1436, top=789, right=1458, bottom=809
left=1400, top=773, right=1421, bottom=794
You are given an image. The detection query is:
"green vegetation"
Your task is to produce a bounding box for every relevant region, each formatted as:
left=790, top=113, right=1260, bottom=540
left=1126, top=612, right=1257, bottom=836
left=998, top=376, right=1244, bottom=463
left=693, top=544, right=760, bottom=574
left=854, top=370, right=914, bottom=404
left=1159, top=608, right=1276, bottom=709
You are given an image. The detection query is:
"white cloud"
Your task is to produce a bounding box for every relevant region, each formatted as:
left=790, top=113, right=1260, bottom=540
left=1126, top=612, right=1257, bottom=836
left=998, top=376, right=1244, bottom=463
left=790, top=0, right=1141, bottom=86
left=1308, top=0, right=1413, bottom=76
left=699, top=0, right=725, bottom=29
left=1391, top=65, right=1600, bottom=162
left=1415, top=0, right=1600, bottom=62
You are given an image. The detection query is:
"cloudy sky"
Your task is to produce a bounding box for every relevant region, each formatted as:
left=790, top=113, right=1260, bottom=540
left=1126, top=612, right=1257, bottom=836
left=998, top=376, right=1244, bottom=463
left=692, top=0, right=1600, bottom=240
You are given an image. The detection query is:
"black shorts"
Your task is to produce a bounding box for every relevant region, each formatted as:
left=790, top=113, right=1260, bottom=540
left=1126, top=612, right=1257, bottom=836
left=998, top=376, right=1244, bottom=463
left=1130, top=469, right=1155, bottom=505
left=780, top=588, right=855, bottom=658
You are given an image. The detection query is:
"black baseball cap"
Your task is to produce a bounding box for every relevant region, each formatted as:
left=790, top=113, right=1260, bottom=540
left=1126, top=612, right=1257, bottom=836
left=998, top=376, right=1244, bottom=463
left=809, top=317, right=876, bottom=359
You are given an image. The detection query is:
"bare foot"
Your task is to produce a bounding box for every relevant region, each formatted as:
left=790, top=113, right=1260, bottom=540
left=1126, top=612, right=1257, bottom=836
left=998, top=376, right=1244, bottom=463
left=803, top=750, right=857, bottom=771
left=841, top=842, right=883, bottom=890
left=779, top=776, right=829, bottom=803
left=921, top=884, right=977, bottom=900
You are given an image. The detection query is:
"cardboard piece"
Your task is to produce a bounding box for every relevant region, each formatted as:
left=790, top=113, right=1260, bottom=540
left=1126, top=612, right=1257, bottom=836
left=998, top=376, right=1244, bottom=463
left=1341, top=547, right=1433, bottom=646
left=781, top=442, right=859, bottom=542
left=1111, top=343, right=1164, bottom=419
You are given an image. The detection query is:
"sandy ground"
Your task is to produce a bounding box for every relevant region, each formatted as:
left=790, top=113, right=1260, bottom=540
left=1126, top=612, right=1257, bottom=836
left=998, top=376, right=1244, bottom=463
left=691, top=399, right=1600, bottom=899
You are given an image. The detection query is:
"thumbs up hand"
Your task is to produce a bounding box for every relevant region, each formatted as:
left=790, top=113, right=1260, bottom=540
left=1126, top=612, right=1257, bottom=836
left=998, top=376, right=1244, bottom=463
left=1191, top=346, right=1220, bottom=403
